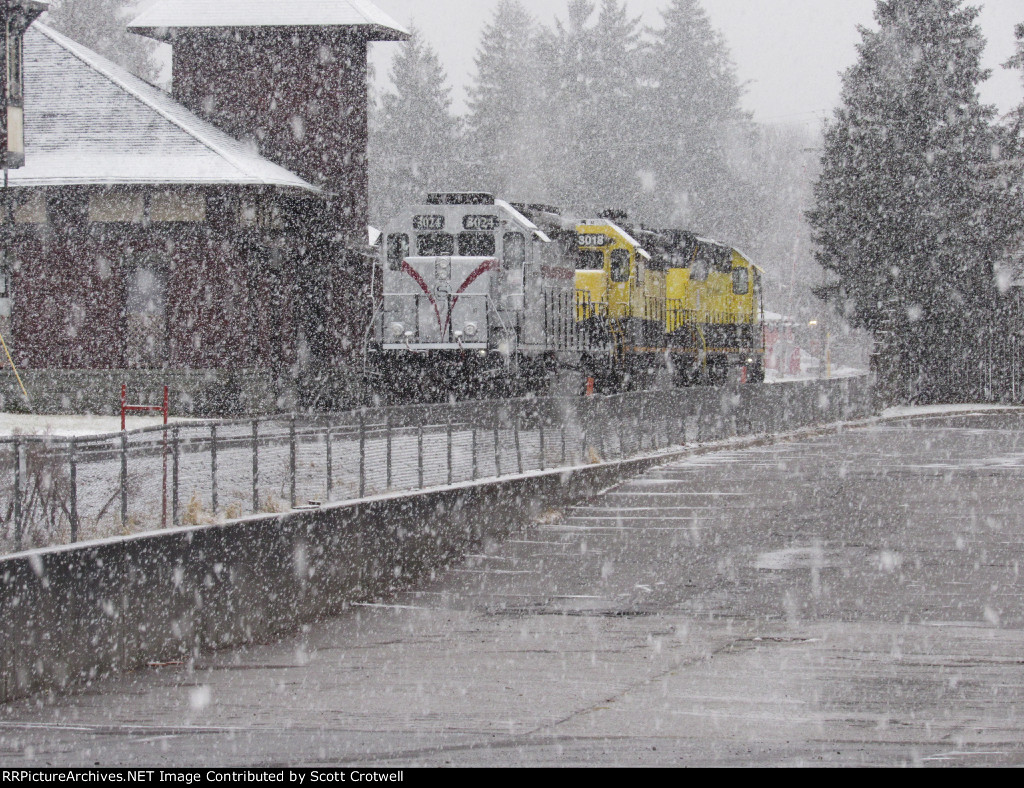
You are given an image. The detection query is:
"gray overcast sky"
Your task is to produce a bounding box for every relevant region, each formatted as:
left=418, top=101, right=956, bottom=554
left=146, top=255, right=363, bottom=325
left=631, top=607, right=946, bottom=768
left=369, top=0, right=1024, bottom=127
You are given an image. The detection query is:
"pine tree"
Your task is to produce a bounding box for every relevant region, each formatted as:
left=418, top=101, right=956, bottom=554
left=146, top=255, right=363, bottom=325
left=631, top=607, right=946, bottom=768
left=585, top=0, right=646, bottom=214
left=464, top=1, right=548, bottom=199
left=368, top=27, right=463, bottom=226
left=533, top=0, right=647, bottom=215
left=808, top=0, right=999, bottom=402
left=640, top=0, right=749, bottom=233
left=45, top=0, right=158, bottom=82
left=533, top=0, right=598, bottom=212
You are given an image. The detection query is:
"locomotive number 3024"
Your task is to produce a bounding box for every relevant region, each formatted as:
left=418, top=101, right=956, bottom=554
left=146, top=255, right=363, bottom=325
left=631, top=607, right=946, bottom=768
left=412, top=215, right=445, bottom=230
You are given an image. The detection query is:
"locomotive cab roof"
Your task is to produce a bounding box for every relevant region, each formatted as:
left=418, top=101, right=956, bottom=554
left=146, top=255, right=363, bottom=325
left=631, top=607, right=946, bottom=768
left=426, top=192, right=494, bottom=206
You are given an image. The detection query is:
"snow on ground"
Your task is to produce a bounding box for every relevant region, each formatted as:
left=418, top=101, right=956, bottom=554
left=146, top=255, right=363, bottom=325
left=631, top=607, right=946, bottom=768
left=766, top=366, right=864, bottom=383
left=0, top=413, right=203, bottom=438
left=881, top=403, right=1023, bottom=419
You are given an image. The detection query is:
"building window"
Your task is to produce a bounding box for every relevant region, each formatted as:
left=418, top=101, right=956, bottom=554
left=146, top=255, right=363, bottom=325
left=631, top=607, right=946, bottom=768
left=150, top=191, right=206, bottom=223
left=12, top=192, right=45, bottom=224
left=89, top=192, right=145, bottom=223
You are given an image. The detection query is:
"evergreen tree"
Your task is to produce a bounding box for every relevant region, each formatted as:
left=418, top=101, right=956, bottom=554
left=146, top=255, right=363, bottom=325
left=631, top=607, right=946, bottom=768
left=807, top=0, right=999, bottom=402
left=45, top=0, right=158, bottom=82
left=641, top=0, right=749, bottom=234
left=586, top=0, right=646, bottom=214
left=368, top=27, right=463, bottom=226
left=464, top=1, right=549, bottom=199
left=533, top=0, right=647, bottom=215
left=990, top=22, right=1024, bottom=294
left=533, top=0, right=598, bottom=212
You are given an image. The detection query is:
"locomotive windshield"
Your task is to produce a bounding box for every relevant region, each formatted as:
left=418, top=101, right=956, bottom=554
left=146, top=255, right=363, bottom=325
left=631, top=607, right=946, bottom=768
left=417, top=233, right=455, bottom=256
left=576, top=250, right=604, bottom=270
left=458, top=232, right=496, bottom=256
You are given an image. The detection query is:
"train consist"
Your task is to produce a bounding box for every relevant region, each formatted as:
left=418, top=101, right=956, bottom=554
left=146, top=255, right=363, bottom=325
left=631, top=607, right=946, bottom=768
left=369, top=192, right=764, bottom=397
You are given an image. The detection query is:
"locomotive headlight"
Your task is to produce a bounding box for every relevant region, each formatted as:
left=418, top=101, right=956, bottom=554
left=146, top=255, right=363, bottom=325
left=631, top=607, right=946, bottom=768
left=390, top=322, right=405, bottom=338
left=463, top=322, right=478, bottom=338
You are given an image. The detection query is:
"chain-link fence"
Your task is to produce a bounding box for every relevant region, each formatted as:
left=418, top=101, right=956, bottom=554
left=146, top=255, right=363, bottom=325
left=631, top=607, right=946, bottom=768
left=0, top=377, right=873, bottom=554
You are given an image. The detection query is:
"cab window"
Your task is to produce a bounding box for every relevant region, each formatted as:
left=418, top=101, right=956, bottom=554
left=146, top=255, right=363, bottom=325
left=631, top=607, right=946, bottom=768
left=732, top=268, right=749, bottom=295
left=417, top=232, right=454, bottom=256
left=576, top=250, right=604, bottom=271
left=690, top=257, right=709, bottom=282
left=458, top=232, right=496, bottom=257
left=387, top=233, right=409, bottom=271
left=503, top=232, right=526, bottom=268
left=610, top=250, right=630, bottom=283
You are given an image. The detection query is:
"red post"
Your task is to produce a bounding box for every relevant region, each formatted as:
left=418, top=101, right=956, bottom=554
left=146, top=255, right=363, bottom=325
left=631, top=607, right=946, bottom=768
left=162, top=385, right=169, bottom=425
left=586, top=377, right=595, bottom=397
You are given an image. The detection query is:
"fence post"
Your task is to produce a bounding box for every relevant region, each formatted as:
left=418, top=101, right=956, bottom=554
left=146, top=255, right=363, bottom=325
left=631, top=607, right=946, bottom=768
left=639, top=392, right=645, bottom=451
left=251, top=420, right=259, bottom=513
left=325, top=426, right=333, bottom=501
left=494, top=408, right=501, bottom=477
left=172, top=427, right=180, bottom=526
left=210, top=424, right=218, bottom=515
left=69, top=439, right=78, bottom=543
left=289, top=415, right=297, bottom=509
left=514, top=406, right=523, bottom=474
left=385, top=411, right=393, bottom=491
left=447, top=408, right=454, bottom=485
left=538, top=407, right=546, bottom=472
left=560, top=411, right=567, bottom=466
left=617, top=404, right=627, bottom=458
left=472, top=420, right=478, bottom=480
left=358, top=410, right=366, bottom=499
left=417, top=420, right=425, bottom=489
left=581, top=404, right=589, bottom=464
left=120, top=432, right=128, bottom=531
left=13, top=439, right=21, bottom=549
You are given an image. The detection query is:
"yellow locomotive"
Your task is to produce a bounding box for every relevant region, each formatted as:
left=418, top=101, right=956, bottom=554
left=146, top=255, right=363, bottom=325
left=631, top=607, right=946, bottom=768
left=572, top=221, right=764, bottom=388
left=661, top=235, right=764, bottom=384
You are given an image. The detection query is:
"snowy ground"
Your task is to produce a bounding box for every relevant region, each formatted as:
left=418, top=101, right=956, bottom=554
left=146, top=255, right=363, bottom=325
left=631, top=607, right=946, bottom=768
left=765, top=365, right=864, bottom=383
left=0, top=413, right=203, bottom=438
left=881, top=403, right=1020, bottom=418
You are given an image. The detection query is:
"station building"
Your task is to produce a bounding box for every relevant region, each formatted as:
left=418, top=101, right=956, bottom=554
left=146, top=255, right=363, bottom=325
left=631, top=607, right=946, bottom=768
left=0, top=1, right=407, bottom=414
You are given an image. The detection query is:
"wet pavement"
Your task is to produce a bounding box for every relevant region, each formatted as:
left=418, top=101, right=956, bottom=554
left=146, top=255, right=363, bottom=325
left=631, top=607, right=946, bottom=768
left=3, top=409, right=1024, bottom=766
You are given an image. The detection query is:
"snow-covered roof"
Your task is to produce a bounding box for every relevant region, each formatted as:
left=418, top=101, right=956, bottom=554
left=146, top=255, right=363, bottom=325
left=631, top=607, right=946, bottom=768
left=609, top=223, right=651, bottom=261
left=10, top=24, right=318, bottom=192
left=129, top=0, right=409, bottom=41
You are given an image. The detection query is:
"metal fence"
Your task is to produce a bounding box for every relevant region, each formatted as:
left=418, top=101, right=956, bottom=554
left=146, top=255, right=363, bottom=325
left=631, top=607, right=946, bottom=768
left=0, top=376, right=873, bottom=554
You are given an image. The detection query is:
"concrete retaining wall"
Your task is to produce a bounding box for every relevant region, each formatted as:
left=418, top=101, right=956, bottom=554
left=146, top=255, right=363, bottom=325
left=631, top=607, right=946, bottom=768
left=0, top=453, right=683, bottom=703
